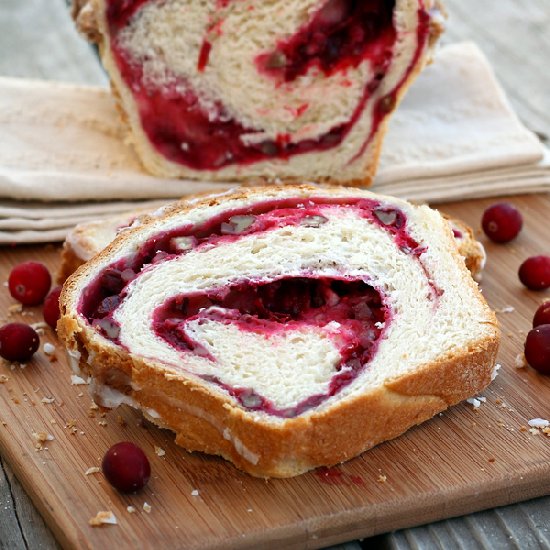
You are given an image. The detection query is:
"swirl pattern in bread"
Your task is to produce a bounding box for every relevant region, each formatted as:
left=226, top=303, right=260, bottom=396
left=73, top=0, right=444, bottom=185
left=58, top=185, right=498, bottom=477
left=59, top=200, right=485, bottom=282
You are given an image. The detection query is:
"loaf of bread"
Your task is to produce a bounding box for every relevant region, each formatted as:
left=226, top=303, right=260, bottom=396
left=59, top=201, right=485, bottom=282
left=58, top=185, right=498, bottom=477
left=73, top=0, right=444, bottom=186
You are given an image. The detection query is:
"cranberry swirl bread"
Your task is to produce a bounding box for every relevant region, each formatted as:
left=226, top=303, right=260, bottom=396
left=59, top=206, right=486, bottom=282
left=58, top=185, right=499, bottom=478
left=73, top=0, right=444, bottom=185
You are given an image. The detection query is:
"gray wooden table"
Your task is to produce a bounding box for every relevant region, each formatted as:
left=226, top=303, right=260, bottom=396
left=1, top=1, right=549, bottom=548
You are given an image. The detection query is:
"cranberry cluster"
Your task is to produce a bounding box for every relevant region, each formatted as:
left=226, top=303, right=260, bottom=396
left=0, top=261, right=61, bottom=362
left=2, top=260, right=152, bottom=493
left=481, top=202, right=550, bottom=374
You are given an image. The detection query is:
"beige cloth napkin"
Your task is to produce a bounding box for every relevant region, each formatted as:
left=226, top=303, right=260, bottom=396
left=0, top=41, right=548, bottom=242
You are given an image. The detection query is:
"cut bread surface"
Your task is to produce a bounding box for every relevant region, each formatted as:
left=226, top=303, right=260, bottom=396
left=59, top=202, right=485, bottom=282
left=74, top=0, right=443, bottom=185
left=59, top=185, right=499, bottom=477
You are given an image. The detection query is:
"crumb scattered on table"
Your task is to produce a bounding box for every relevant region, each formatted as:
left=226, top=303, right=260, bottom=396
left=154, top=446, right=165, bottom=457
left=89, top=511, right=117, bottom=527
left=32, top=431, right=54, bottom=451
left=71, top=374, right=88, bottom=386
left=43, top=342, right=56, bottom=355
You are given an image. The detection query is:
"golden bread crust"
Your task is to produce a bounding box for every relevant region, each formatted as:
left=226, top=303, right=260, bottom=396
left=58, top=243, right=86, bottom=285
left=442, top=215, right=486, bottom=280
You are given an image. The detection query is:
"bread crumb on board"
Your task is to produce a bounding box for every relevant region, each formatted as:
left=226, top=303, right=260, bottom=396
left=528, top=418, right=549, bottom=429
left=143, top=502, right=152, bottom=513
left=466, top=396, right=487, bottom=409
left=496, top=306, right=515, bottom=314
left=154, top=446, right=166, bottom=457
left=43, top=342, right=56, bottom=355
left=85, top=467, right=101, bottom=476
left=89, top=511, right=117, bottom=527
left=32, top=431, right=54, bottom=451
left=71, top=374, right=89, bottom=386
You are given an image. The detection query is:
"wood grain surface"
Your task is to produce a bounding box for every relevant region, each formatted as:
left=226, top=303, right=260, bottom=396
left=0, top=195, right=549, bottom=550
left=2, top=0, right=550, bottom=548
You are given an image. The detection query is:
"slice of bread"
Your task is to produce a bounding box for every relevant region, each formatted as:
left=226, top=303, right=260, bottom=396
left=59, top=201, right=486, bottom=282
left=73, top=0, right=444, bottom=186
left=58, top=185, right=499, bottom=477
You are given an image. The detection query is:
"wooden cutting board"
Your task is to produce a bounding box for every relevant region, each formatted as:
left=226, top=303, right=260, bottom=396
left=0, top=194, right=549, bottom=550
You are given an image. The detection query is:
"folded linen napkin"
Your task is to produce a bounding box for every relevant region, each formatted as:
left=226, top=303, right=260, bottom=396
left=0, top=41, right=547, bottom=242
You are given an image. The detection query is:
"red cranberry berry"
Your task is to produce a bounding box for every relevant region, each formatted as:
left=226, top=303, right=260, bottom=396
left=524, top=324, right=550, bottom=375
left=533, top=301, right=550, bottom=328
left=0, top=323, right=39, bottom=362
left=518, top=255, right=550, bottom=290
left=8, top=262, right=52, bottom=306
left=43, top=286, right=62, bottom=329
left=481, top=202, right=523, bottom=243
left=102, top=442, right=151, bottom=493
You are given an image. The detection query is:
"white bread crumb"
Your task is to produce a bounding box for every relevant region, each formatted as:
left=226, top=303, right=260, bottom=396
left=143, top=502, right=152, bottom=513
left=466, top=396, right=486, bottom=409
left=85, top=467, right=101, bottom=475
left=528, top=418, right=549, bottom=429
left=32, top=432, right=54, bottom=450
left=71, top=374, right=89, bottom=385
left=154, top=446, right=165, bottom=457
left=515, top=354, right=526, bottom=369
left=127, top=506, right=137, bottom=513
left=89, top=511, right=117, bottom=526
left=43, top=343, right=56, bottom=355
left=191, top=489, right=199, bottom=496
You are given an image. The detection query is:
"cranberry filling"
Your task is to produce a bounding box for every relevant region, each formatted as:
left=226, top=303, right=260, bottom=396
left=153, top=276, right=387, bottom=417
left=78, top=196, right=439, bottom=416
left=105, top=0, right=430, bottom=170
left=257, top=0, right=395, bottom=82
left=78, top=196, right=423, bottom=338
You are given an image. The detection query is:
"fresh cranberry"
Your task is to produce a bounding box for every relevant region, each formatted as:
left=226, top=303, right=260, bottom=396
left=481, top=202, right=522, bottom=243
left=102, top=442, right=151, bottom=493
left=0, top=323, right=39, bottom=362
left=43, top=286, right=62, bottom=329
left=533, top=301, right=550, bottom=328
left=524, top=324, right=550, bottom=375
left=8, top=262, right=52, bottom=306
left=518, top=256, right=550, bottom=290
